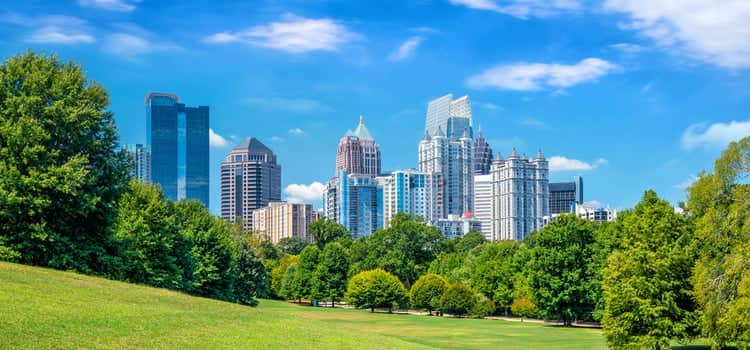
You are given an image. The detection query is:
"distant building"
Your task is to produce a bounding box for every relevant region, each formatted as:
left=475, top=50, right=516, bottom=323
left=549, top=176, right=583, bottom=215
left=336, top=116, right=381, bottom=177
left=418, top=127, right=474, bottom=218
left=573, top=202, right=617, bottom=223
left=376, top=169, right=442, bottom=228
left=473, top=174, right=493, bottom=239
left=491, top=149, right=549, bottom=241
left=436, top=214, right=482, bottom=240
left=220, top=137, right=281, bottom=230
left=146, top=92, right=209, bottom=206
left=474, top=130, right=493, bottom=175
left=425, top=93, right=472, bottom=138
left=325, top=170, right=380, bottom=238
left=252, top=202, right=317, bottom=244
left=124, top=143, right=150, bottom=182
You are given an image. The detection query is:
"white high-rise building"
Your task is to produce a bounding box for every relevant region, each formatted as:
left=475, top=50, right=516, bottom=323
left=491, top=149, right=549, bottom=241
left=418, top=127, right=474, bottom=218
left=376, top=169, right=442, bottom=228
left=425, top=94, right=472, bottom=139
left=474, top=174, right=493, bottom=239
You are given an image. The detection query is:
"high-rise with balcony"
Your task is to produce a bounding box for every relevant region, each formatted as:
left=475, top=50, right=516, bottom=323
left=124, top=143, right=150, bottom=182
left=418, top=127, right=474, bottom=218
left=424, top=93, right=472, bottom=139
left=376, top=169, right=442, bottom=228
left=252, top=202, right=318, bottom=244
left=146, top=92, right=209, bottom=206
left=474, top=130, right=493, bottom=175
left=221, top=137, right=281, bottom=230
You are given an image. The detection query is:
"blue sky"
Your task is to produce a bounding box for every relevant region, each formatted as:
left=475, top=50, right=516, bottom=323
left=2, top=0, right=749, bottom=214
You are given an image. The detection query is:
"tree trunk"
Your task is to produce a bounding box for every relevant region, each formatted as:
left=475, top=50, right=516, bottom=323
left=370, top=307, right=374, bottom=313
left=388, top=307, right=392, bottom=314
left=331, top=298, right=334, bottom=308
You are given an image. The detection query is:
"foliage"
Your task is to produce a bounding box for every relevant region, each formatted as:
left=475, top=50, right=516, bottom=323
left=231, top=233, right=266, bottom=306
left=277, top=237, right=308, bottom=256
left=471, top=293, right=496, bottom=318
left=312, top=242, right=349, bottom=306
left=454, top=231, right=485, bottom=253
left=602, top=190, right=697, bottom=350
left=511, top=298, right=537, bottom=320
left=346, top=269, right=407, bottom=312
left=439, top=283, right=476, bottom=317
left=290, top=245, right=319, bottom=302
left=0, top=52, right=130, bottom=274
left=428, top=251, right=470, bottom=283
left=271, top=255, right=299, bottom=298
left=309, top=217, right=350, bottom=248
left=280, top=263, right=297, bottom=300
left=586, top=220, right=624, bottom=321
left=409, top=273, right=449, bottom=315
left=469, top=241, right=523, bottom=316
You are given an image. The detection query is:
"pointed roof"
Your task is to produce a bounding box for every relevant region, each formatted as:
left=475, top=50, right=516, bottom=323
left=509, top=147, right=519, bottom=158
left=434, top=126, right=446, bottom=137
left=495, top=152, right=504, bottom=161
left=235, top=137, right=274, bottom=155
left=353, top=115, right=374, bottom=141
left=423, top=129, right=431, bottom=141
left=461, top=128, right=471, bottom=139
left=535, top=149, right=545, bottom=160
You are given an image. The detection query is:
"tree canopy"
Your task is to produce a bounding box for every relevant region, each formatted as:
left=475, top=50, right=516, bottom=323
left=346, top=269, right=407, bottom=313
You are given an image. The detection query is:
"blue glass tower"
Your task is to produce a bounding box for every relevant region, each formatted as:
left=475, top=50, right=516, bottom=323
left=146, top=92, right=209, bottom=207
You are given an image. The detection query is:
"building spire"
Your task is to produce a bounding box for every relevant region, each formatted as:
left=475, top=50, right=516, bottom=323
left=359, top=115, right=364, bottom=125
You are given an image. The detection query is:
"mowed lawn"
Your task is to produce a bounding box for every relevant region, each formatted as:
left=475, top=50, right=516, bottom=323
left=0, top=262, right=606, bottom=349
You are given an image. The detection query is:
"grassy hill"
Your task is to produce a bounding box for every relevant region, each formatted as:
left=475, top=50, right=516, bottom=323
left=0, top=262, right=606, bottom=349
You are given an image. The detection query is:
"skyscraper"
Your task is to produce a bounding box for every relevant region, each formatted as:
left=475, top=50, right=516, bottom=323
left=336, top=116, right=381, bottom=177
left=425, top=94, right=472, bottom=138
left=491, top=149, right=549, bottom=241
left=376, top=169, right=442, bottom=228
left=549, top=176, right=584, bottom=215
left=325, top=170, right=380, bottom=238
left=220, top=137, right=281, bottom=230
left=418, top=127, right=474, bottom=217
left=146, top=92, right=209, bottom=206
left=474, top=129, right=493, bottom=175
left=473, top=174, right=493, bottom=239
left=252, top=202, right=318, bottom=244
left=124, top=143, right=150, bottom=182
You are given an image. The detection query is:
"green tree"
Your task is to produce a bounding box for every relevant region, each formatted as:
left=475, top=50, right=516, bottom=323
left=454, top=230, right=485, bottom=253
left=0, top=52, right=130, bottom=274
left=309, top=217, right=350, bottom=248
left=346, top=269, right=407, bottom=313
left=511, top=298, right=537, bottom=321
left=470, top=241, right=521, bottom=316
left=231, top=233, right=266, bottom=306
left=290, top=245, right=319, bottom=303
left=602, top=190, right=697, bottom=350
left=280, top=263, right=298, bottom=300
left=471, top=293, right=496, bottom=318
left=586, top=220, right=624, bottom=321
left=527, top=215, right=596, bottom=326
left=277, top=237, right=308, bottom=255
left=271, top=255, right=299, bottom=298
left=410, top=273, right=449, bottom=315
left=439, top=283, right=476, bottom=317
left=312, top=242, right=349, bottom=307
left=688, top=137, right=750, bottom=349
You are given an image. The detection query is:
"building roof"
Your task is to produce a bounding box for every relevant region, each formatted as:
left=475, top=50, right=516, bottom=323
left=353, top=115, right=374, bottom=141
left=144, top=92, right=179, bottom=104
left=234, top=137, right=274, bottom=155
left=434, top=126, right=446, bottom=137
left=550, top=182, right=577, bottom=192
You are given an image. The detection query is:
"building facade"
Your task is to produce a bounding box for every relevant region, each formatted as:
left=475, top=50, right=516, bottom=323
left=474, top=130, right=493, bottom=175
left=124, top=143, right=150, bottom=182
left=473, top=174, right=493, bottom=239
left=146, top=92, right=209, bottom=206
left=418, top=127, right=474, bottom=218
left=324, top=170, right=380, bottom=238
left=573, top=202, right=618, bottom=223
left=425, top=94, right=472, bottom=138
left=491, top=149, right=549, bottom=241
left=549, top=176, right=583, bottom=215
left=220, top=137, right=281, bottom=230
left=436, top=214, right=482, bottom=239
left=335, top=116, right=381, bottom=177
left=376, top=169, right=442, bottom=228
left=251, top=202, right=317, bottom=244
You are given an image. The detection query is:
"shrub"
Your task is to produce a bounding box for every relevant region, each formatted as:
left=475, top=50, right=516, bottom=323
left=440, top=284, right=476, bottom=317
left=346, top=269, right=407, bottom=313
left=471, top=293, right=496, bottom=318
left=410, top=273, right=449, bottom=315
left=511, top=298, right=537, bottom=320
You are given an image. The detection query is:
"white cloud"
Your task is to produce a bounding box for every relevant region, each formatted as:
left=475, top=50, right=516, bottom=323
left=475, top=101, right=503, bottom=110
left=271, top=136, right=284, bottom=142
left=681, top=120, right=750, bottom=150
left=388, top=36, right=423, bottom=62
left=466, top=58, right=618, bottom=91
left=610, top=42, right=647, bottom=54
left=640, top=82, right=653, bottom=94
left=0, top=14, right=95, bottom=45
left=583, top=200, right=603, bottom=208
left=103, top=32, right=181, bottom=58
left=245, top=97, right=331, bottom=113
left=78, top=0, right=137, bottom=12
left=209, top=128, right=229, bottom=148
left=28, top=26, right=95, bottom=44
left=288, top=128, right=304, bottom=135
left=204, top=13, right=359, bottom=54
left=548, top=156, right=608, bottom=172
left=284, top=182, right=326, bottom=204
left=450, top=0, right=581, bottom=19
left=604, top=0, right=750, bottom=69
left=675, top=174, right=698, bottom=190
left=519, top=117, right=545, bottom=127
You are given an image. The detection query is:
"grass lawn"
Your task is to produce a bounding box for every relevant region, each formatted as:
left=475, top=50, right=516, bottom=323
left=0, top=262, right=603, bottom=349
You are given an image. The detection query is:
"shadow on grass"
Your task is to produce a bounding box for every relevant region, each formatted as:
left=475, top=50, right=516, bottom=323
left=672, top=346, right=738, bottom=350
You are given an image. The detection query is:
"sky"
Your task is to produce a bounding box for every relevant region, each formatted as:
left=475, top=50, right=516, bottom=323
left=1, top=0, right=749, bottom=214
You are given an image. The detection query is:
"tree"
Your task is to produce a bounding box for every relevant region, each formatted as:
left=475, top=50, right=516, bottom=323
left=309, top=217, right=350, bottom=248
left=290, top=245, right=319, bottom=303
left=231, top=232, right=266, bottom=306
left=471, top=293, right=496, bottom=318
left=586, top=220, right=624, bottom=321
left=439, top=283, right=476, bottom=317
left=410, top=273, right=449, bottom=315
left=271, top=255, right=299, bottom=298
left=470, top=241, right=521, bottom=316
left=312, top=242, right=349, bottom=307
left=511, top=298, right=537, bottom=321
left=688, top=137, right=750, bottom=349
left=602, top=190, right=697, bottom=350
left=277, top=237, right=308, bottom=256
left=527, top=215, right=597, bottom=326
left=346, top=269, right=407, bottom=313
left=0, top=52, right=130, bottom=274
left=454, top=231, right=485, bottom=253
left=280, top=263, right=298, bottom=300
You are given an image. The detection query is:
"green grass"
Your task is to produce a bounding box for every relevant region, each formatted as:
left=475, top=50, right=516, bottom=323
left=0, top=262, right=609, bottom=349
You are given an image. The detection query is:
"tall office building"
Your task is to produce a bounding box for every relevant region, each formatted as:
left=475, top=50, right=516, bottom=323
left=376, top=169, right=442, bottom=228
left=418, top=127, right=474, bottom=217
left=220, top=137, right=281, bottom=230
left=324, top=170, right=380, bottom=237
left=336, top=116, right=381, bottom=177
left=252, top=202, right=318, bottom=244
left=474, top=130, right=493, bottom=175
left=146, top=92, right=209, bottom=206
left=549, top=176, right=584, bottom=215
left=491, top=149, right=549, bottom=241
left=124, top=143, right=150, bottom=182
left=473, top=174, right=493, bottom=239
left=425, top=94, right=472, bottom=138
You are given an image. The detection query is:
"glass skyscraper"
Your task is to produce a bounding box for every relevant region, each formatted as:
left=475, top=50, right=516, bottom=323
left=325, top=170, right=380, bottom=238
left=124, top=143, right=150, bottom=182
left=549, top=176, right=583, bottom=215
left=376, top=169, right=442, bottom=228
left=425, top=94, right=472, bottom=138
left=146, top=92, right=209, bottom=207
left=474, top=130, right=493, bottom=175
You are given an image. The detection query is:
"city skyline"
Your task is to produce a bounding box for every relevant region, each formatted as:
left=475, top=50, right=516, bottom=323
left=3, top=1, right=749, bottom=214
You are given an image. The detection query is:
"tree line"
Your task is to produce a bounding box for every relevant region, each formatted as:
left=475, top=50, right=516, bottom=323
left=1, top=52, right=748, bottom=349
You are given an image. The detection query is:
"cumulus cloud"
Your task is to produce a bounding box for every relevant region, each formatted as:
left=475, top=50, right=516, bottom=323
left=103, top=32, right=181, bottom=58
left=284, top=182, right=326, bottom=204
left=288, top=128, right=304, bottom=135
left=604, top=0, right=750, bottom=69
left=466, top=58, right=618, bottom=91
left=680, top=120, right=750, bottom=150
left=388, top=36, right=423, bottom=62
left=28, top=26, right=95, bottom=44
left=204, top=13, right=360, bottom=54
left=78, top=0, right=138, bottom=12
left=209, top=128, right=229, bottom=148
left=610, top=42, right=647, bottom=54
left=449, top=0, right=581, bottom=19
left=0, top=14, right=95, bottom=45
left=245, top=97, right=332, bottom=113
left=548, top=156, right=608, bottom=172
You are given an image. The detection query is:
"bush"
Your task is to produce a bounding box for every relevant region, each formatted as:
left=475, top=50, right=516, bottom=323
left=511, top=298, right=537, bottom=320
left=410, top=273, right=449, bottom=315
left=346, top=269, right=407, bottom=313
left=440, top=284, right=476, bottom=317
left=471, top=293, right=496, bottom=318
